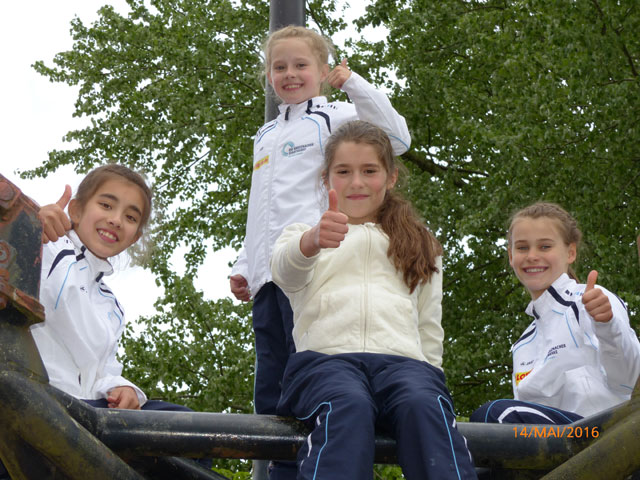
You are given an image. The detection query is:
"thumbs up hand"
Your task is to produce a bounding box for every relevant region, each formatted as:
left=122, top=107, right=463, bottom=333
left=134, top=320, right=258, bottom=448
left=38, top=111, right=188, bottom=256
left=326, top=58, right=352, bottom=90
left=300, top=189, right=349, bottom=257
left=582, top=270, right=613, bottom=323
left=39, top=185, right=72, bottom=244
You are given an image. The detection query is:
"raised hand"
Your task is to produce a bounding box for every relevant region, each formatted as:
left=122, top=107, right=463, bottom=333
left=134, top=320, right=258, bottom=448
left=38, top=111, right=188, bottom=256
left=582, top=270, right=613, bottom=323
left=326, top=58, right=352, bottom=90
left=39, top=185, right=72, bottom=243
left=300, top=189, right=349, bottom=257
left=230, top=274, right=251, bottom=302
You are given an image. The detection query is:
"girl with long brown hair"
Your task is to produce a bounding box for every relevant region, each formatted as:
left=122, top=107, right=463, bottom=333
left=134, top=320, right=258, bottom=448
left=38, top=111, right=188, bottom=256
left=271, top=121, right=475, bottom=479
left=228, top=30, right=410, bottom=476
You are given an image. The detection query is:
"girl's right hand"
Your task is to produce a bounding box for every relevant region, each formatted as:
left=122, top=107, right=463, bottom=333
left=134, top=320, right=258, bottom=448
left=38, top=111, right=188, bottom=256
left=583, top=270, right=613, bottom=323
left=39, top=185, right=72, bottom=243
left=300, top=189, right=348, bottom=257
left=230, top=274, right=251, bottom=302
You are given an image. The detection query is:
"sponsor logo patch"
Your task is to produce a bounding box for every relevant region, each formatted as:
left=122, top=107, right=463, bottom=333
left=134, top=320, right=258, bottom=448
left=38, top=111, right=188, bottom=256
left=281, top=141, right=313, bottom=157
left=515, top=369, right=532, bottom=386
left=254, top=155, right=269, bottom=171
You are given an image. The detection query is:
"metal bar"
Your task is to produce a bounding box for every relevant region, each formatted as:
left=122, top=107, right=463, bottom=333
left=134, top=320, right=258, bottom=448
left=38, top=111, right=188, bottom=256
left=257, top=3, right=306, bottom=477
left=0, top=344, right=144, bottom=480
left=264, top=0, right=306, bottom=122
left=51, top=380, right=627, bottom=471
left=541, top=378, right=640, bottom=479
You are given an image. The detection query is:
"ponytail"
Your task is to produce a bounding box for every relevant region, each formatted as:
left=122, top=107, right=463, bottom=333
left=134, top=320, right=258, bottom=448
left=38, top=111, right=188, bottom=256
left=377, top=191, right=442, bottom=293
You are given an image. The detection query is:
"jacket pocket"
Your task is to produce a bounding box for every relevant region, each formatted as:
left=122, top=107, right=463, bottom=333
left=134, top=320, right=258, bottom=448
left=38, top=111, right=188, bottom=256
left=297, top=288, right=361, bottom=352
left=368, top=291, right=419, bottom=356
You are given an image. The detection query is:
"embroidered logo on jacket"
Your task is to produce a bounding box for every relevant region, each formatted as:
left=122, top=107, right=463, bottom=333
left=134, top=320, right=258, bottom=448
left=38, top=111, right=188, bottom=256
left=281, top=141, right=313, bottom=157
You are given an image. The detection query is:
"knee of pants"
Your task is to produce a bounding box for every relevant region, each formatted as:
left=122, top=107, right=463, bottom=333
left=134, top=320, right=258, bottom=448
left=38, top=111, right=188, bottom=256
left=470, top=402, right=493, bottom=423
left=325, top=389, right=377, bottom=421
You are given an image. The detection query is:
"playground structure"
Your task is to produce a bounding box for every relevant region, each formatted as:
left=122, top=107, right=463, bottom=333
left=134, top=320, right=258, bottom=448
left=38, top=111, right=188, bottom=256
left=1, top=172, right=639, bottom=479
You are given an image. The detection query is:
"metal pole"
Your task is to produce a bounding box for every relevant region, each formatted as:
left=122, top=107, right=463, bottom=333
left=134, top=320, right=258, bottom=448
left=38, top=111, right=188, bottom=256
left=264, top=0, right=306, bottom=123
left=256, top=3, right=305, bottom=478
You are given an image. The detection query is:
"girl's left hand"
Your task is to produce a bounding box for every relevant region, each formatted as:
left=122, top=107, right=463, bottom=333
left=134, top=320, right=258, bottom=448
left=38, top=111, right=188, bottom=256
left=107, top=386, right=141, bottom=409
left=582, top=270, right=613, bottom=323
left=326, top=58, right=352, bottom=90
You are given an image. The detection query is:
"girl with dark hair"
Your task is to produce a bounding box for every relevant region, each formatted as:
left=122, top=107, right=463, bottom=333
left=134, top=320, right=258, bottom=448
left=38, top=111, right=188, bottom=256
left=271, top=121, right=475, bottom=479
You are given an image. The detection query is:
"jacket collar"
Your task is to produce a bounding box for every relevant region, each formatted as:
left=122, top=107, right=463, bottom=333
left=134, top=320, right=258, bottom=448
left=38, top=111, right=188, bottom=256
left=278, top=96, right=328, bottom=120
left=525, top=273, right=577, bottom=319
left=67, top=230, right=114, bottom=280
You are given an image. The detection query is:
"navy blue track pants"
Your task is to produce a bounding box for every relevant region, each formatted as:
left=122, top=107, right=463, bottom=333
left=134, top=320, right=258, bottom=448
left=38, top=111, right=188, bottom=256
left=252, top=282, right=297, bottom=479
left=277, top=351, right=477, bottom=480
left=470, top=399, right=582, bottom=425
left=252, top=282, right=295, bottom=415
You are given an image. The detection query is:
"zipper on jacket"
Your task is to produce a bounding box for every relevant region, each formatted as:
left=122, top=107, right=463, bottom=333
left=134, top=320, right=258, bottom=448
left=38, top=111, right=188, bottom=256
left=363, top=226, right=372, bottom=351
left=265, top=118, right=282, bottom=275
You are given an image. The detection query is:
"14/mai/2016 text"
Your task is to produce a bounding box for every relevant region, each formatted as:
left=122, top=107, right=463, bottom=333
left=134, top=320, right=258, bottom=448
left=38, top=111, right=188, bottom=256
left=513, top=426, right=599, bottom=439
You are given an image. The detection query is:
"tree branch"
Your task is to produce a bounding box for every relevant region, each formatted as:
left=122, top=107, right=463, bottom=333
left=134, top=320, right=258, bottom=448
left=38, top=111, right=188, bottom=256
left=591, top=0, right=638, bottom=77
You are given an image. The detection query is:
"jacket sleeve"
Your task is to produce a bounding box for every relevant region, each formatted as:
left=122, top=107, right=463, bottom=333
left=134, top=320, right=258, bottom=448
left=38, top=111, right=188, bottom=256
left=93, top=347, right=148, bottom=406
left=341, top=72, right=411, bottom=156
left=230, top=244, right=250, bottom=282
left=591, top=289, right=640, bottom=394
left=417, top=256, right=444, bottom=369
left=270, top=223, right=318, bottom=294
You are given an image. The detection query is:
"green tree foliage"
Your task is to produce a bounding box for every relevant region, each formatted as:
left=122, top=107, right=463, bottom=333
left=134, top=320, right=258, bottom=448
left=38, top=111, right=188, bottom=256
left=24, top=0, right=639, bottom=475
left=351, top=0, right=640, bottom=414
left=25, top=0, right=344, bottom=474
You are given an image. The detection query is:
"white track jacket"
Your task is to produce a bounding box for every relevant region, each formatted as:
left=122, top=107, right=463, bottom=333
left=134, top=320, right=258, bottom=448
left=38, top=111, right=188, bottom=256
left=232, top=72, right=411, bottom=297
left=31, top=230, right=147, bottom=405
left=512, top=273, right=640, bottom=417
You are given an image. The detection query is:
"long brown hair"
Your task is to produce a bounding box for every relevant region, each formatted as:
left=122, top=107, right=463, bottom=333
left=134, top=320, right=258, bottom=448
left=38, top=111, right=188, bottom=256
left=507, top=202, right=582, bottom=281
left=323, top=121, right=442, bottom=293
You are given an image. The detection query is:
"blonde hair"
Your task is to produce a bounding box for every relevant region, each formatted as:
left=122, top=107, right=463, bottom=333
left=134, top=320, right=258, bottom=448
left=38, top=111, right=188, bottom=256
left=262, top=26, right=335, bottom=94
left=323, top=121, right=442, bottom=293
left=507, top=202, right=582, bottom=281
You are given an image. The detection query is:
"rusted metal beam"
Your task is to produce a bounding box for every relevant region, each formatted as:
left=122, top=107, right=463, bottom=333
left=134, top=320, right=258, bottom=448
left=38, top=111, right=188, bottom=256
left=2, top=172, right=639, bottom=480
left=50, top=380, right=629, bottom=471
left=541, top=377, right=640, bottom=479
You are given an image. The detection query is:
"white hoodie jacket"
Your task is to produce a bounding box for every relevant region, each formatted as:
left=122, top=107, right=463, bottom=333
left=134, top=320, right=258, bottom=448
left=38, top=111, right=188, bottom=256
left=31, top=230, right=147, bottom=405
left=232, top=72, right=411, bottom=297
left=271, top=223, right=444, bottom=368
left=512, top=273, right=640, bottom=417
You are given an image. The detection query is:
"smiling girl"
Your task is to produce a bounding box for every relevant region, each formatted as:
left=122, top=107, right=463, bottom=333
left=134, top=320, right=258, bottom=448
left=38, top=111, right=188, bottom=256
left=32, top=165, right=206, bottom=419
left=471, top=202, right=640, bottom=425
left=229, top=27, right=411, bottom=466
left=271, top=121, right=476, bottom=480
